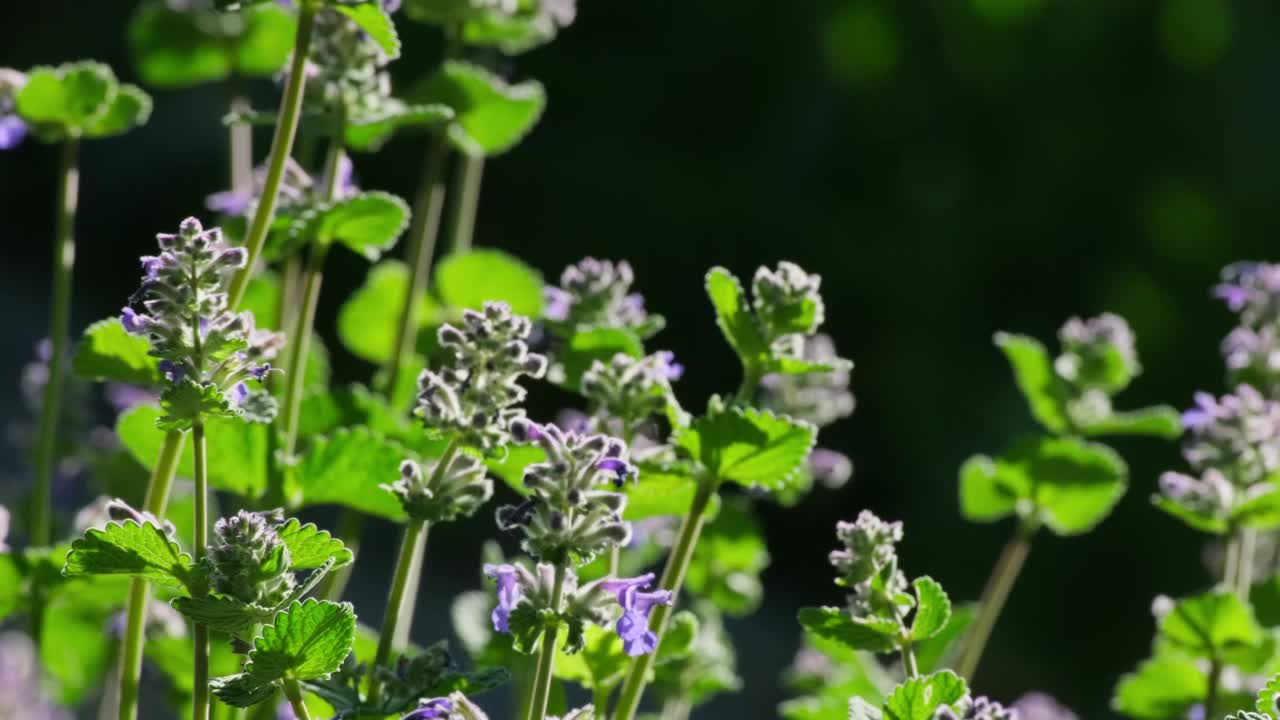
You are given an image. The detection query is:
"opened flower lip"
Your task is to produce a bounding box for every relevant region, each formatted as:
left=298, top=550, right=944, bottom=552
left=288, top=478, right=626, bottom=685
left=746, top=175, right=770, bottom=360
left=401, top=697, right=453, bottom=720
left=597, top=457, right=638, bottom=486
left=595, top=572, right=674, bottom=656
left=483, top=563, right=526, bottom=633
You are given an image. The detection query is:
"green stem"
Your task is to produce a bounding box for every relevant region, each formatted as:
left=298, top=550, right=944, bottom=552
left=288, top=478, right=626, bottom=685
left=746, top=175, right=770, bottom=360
left=267, top=140, right=345, bottom=506
left=1206, top=655, right=1221, bottom=719
left=1238, top=528, right=1256, bottom=597
left=193, top=421, right=210, bottom=720
left=612, top=475, right=718, bottom=720
left=31, top=138, right=80, bottom=551
left=1224, top=531, right=1240, bottom=590
left=731, top=365, right=761, bottom=407
left=116, top=430, right=187, bottom=720
left=525, top=563, right=567, bottom=720
left=444, top=153, right=484, bottom=254
left=899, top=636, right=919, bottom=678
left=382, top=130, right=450, bottom=397
left=955, top=523, right=1035, bottom=681
left=228, top=84, right=253, bottom=194
left=367, top=519, right=429, bottom=707
left=225, top=2, right=318, bottom=310
left=281, top=677, right=312, bottom=720
left=368, top=440, right=461, bottom=707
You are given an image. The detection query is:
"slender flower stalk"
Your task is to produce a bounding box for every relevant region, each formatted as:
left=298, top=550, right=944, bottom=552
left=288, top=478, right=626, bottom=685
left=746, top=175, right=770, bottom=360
left=30, top=139, right=80, bottom=550
left=226, top=2, right=319, bottom=310
left=281, top=677, right=312, bottom=720
left=524, top=563, right=567, bottom=720
left=116, top=430, right=186, bottom=720
left=268, top=139, right=347, bottom=506
left=955, top=522, right=1036, bottom=680
left=228, top=85, right=253, bottom=198
left=612, top=474, right=717, bottom=720
left=192, top=420, right=210, bottom=720
left=444, top=154, right=484, bottom=253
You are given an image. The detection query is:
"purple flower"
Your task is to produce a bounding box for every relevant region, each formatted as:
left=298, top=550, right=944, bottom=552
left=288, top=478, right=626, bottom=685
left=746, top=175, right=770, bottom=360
left=808, top=448, right=852, bottom=489
left=597, top=573, right=674, bottom=656
left=401, top=697, right=452, bottom=720
left=656, top=350, right=684, bottom=380
left=1181, top=391, right=1221, bottom=431
left=0, top=115, right=26, bottom=150
left=511, top=418, right=545, bottom=443
left=206, top=190, right=253, bottom=216
left=105, top=383, right=157, bottom=413
left=1011, top=693, right=1079, bottom=720
left=121, top=307, right=153, bottom=335
left=597, top=457, right=638, bottom=486
left=157, top=360, right=186, bottom=384
left=249, top=364, right=274, bottom=381
left=543, top=287, right=571, bottom=322
left=228, top=382, right=249, bottom=405
left=483, top=564, right=524, bottom=633
left=275, top=701, right=296, bottom=720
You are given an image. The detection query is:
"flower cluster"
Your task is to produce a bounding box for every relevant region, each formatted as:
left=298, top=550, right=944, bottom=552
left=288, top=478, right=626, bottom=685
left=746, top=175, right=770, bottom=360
left=1216, top=262, right=1280, bottom=393
left=760, top=333, right=855, bottom=488
left=0, top=68, right=26, bottom=150
left=497, top=419, right=635, bottom=564
left=416, top=302, right=547, bottom=453
left=383, top=453, right=491, bottom=523
left=1047, top=313, right=1142, bottom=427
left=1010, top=693, right=1078, bottom=720
left=206, top=509, right=295, bottom=607
left=544, top=258, right=662, bottom=336
left=829, top=511, right=907, bottom=619
left=1181, top=386, right=1280, bottom=485
left=579, top=351, right=682, bottom=431
left=306, top=5, right=397, bottom=123
left=752, top=261, right=825, bottom=351
left=1157, top=469, right=1237, bottom=523
left=120, top=218, right=282, bottom=427
left=207, top=156, right=356, bottom=218
left=483, top=562, right=672, bottom=657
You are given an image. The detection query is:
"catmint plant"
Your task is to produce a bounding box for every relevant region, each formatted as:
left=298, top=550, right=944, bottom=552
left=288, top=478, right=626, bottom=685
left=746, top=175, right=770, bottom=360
left=955, top=311, right=1178, bottom=680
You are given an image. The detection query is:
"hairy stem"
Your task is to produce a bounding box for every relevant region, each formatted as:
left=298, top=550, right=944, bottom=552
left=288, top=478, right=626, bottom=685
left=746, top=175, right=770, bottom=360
left=899, top=636, right=920, bottom=678
left=267, top=140, right=346, bottom=506
left=525, top=563, right=567, bottom=720
left=226, top=2, right=318, bottom=309
left=281, top=677, right=312, bottom=720
left=367, top=519, right=429, bottom=706
left=31, top=139, right=80, bottom=552
left=612, top=475, right=718, bottom=720
left=955, top=523, right=1035, bottom=681
left=193, top=421, right=210, bottom=720
left=116, top=430, right=187, bottom=720
left=444, top=153, right=484, bottom=254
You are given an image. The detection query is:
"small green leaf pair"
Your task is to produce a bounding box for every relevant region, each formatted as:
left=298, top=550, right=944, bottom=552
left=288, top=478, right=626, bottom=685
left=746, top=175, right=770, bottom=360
left=16, top=62, right=151, bottom=143
left=796, top=576, right=951, bottom=655
left=848, top=670, right=969, bottom=720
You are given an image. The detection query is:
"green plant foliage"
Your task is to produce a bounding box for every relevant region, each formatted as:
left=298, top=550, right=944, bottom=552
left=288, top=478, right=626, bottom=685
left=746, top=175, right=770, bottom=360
left=118, top=404, right=270, bottom=497
left=129, top=2, right=295, bottom=87
left=414, top=60, right=546, bottom=157
left=338, top=260, right=440, bottom=364
left=295, top=191, right=411, bottom=260
left=435, top=248, right=545, bottom=316
left=293, top=427, right=415, bottom=520
left=959, top=434, right=1128, bottom=535
left=686, top=499, right=769, bottom=616
left=675, top=404, right=816, bottom=491
left=72, top=317, right=161, bottom=384
left=1112, top=653, right=1208, bottom=719
left=62, top=520, right=195, bottom=590
left=882, top=671, right=968, bottom=720
left=16, top=61, right=150, bottom=142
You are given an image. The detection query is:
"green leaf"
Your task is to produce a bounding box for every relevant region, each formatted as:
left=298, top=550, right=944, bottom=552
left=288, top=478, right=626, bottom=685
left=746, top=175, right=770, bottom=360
left=913, top=603, right=974, bottom=674
left=624, top=469, right=702, bottom=520
left=1257, top=673, right=1280, bottom=716
left=883, top=671, right=969, bottom=720
left=275, top=518, right=353, bottom=569
left=300, top=191, right=411, bottom=261
left=1152, top=495, right=1229, bottom=535
left=118, top=405, right=270, bottom=497
left=40, top=576, right=131, bottom=704
left=129, top=3, right=233, bottom=86
left=797, top=607, right=898, bottom=654
left=959, top=435, right=1128, bottom=536
left=73, top=318, right=160, bottom=384
left=83, top=84, right=152, bottom=138
left=994, top=332, right=1071, bottom=434
left=1112, top=653, right=1207, bottom=719
left=294, top=427, right=411, bottom=520
left=674, top=405, right=816, bottom=490
left=486, top=444, right=546, bottom=497
left=157, top=379, right=241, bottom=431
left=210, top=672, right=278, bottom=708
left=656, top=611, right=700, bottom=663
left=910, top=577, right=951, bottom=641
left=508, top=603, right=556, bottom=655
left=346, top=102, right=453, bottom=151
left=435, top=248, right=544, bottom=316
left=686, top=499, right=769, bottom=616
left=247, top=599, right=356, bottom=681
left=337, top=260, right=439, bottom=364
left=415, top=60, right=545, bottom=156
left=1250, top=573, right=1280, bottom=628
left=554, top=624, right=629, bottom=690
left=1159, top=589, right=1263, bottom=657
left=1079, top=405, right=1183, bottom=439
left=1232, top=487, right=1280, bottom=531
left=705, top=267, right=769, bottom=369
left=17, top=62, right=117, bottom=140
left=63, top=520, right=194, bottom=590
left=331, top=3, right=401, bottom=59
left=172, top=594, right=274, bottom=634
left=0, top=554, right=21, bottom=621
left=236, top=4, right=298, bottom=76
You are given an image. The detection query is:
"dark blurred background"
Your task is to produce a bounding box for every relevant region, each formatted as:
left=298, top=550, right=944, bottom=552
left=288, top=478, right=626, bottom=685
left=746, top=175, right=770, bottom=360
left=1, top=0, right=1272, bottom=716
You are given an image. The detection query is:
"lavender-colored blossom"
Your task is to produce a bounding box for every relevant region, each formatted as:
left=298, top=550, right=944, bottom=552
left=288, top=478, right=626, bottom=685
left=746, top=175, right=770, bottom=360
left=0, top=69, right=27, bottom=151
left=401, top=697, right=453, bottom=720
left=1215, top=262, right=1280, bottom=326
left=206, top=157, right=315, bottom=218
left=483, top=563, right=526, bottom=633
left=1055, top=313, right=1140, bottom=389
left=597, top=456, right=638, bottom=486
left=579, top=350, right=684, bottom=431
left=1180, top=385, right=1280, bottom=484
left=759, top=334, right=854, bottom=428
left=544, top=258, right=661, bottom=335
left=1011, top=693, right=1079, bottom=720
left=597, top=573, right=674, bottom=656
left=276, top=701, right=296, bottom=720
left=808, top=448, right=852, bottom=489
